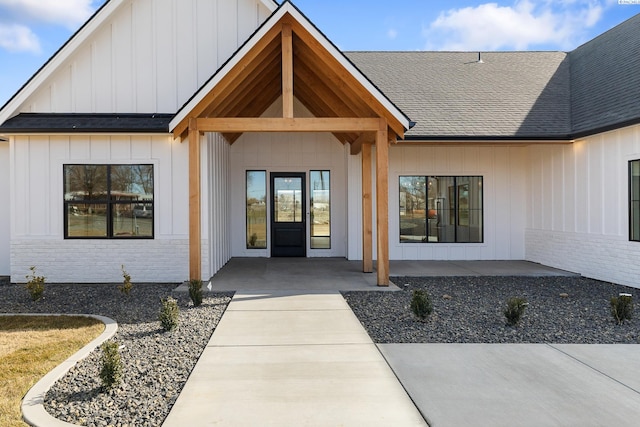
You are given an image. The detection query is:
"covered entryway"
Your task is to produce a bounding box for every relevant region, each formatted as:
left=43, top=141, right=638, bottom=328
left=169, top=2, right=411, bottom=285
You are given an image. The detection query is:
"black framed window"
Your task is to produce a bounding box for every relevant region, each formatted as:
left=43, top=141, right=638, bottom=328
left=630, top=160, right=640, bottom=241
left=246, top=171, right=267, bottom=249
left=64, top=164, right=154, bottom=238
left=310, top=170, right=331, bottom=249
left=400, top=176, right=483, bottom=243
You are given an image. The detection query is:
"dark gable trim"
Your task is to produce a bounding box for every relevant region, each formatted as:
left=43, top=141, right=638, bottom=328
left=0, top=113, right=174, bottom=133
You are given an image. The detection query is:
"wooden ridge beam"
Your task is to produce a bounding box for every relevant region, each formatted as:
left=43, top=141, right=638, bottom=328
left=282, top=23, right=294, bottom=118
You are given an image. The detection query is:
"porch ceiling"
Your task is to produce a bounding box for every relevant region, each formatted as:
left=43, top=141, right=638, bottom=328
left=171, top=10, right=408, bottom=145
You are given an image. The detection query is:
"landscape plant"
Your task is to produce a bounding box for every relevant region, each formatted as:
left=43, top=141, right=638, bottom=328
left=159, top=297, right=179, bottom=331
left=189, top=279, right=203, bottom=307
left=410, top=289, right=433, bottom=321
left=610, top=293, right=633, bottom=325
left=118, top=265, right=133, bottom=296
left=25, top=266, right=45, bottom=301
left=99, top=340, right=122, bottom=390
left=504, top=297, right=528, bottom=326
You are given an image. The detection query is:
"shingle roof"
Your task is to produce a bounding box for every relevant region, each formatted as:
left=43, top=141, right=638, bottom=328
left=347, top=51, right=572, bottom=140
left=0, top=113, right=174, bottom=133
left=569, top=14, right=640, bottom=137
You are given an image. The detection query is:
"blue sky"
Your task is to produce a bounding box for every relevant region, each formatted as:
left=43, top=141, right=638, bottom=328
left=0, top=0, right=638, bottom=107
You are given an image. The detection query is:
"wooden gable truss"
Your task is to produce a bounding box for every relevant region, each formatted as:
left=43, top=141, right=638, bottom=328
left=171, top=4, right=410, bottom=286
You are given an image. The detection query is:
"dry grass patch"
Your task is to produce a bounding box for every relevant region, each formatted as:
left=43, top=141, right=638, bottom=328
left=0, top=315, right=104, bottom=427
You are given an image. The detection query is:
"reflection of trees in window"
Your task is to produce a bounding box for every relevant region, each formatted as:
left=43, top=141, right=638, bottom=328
left=400, top=175, right=483, bottom=244
left=64, top=165, right=107, bottom=200
left=246, top=171, right=267, bottom=249
left=64, top=164, right=153, bottom=239
left=310, top=171, right=331, bottom=249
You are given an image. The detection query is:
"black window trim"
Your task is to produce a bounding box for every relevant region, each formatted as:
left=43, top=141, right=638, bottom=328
left=399, top=175, right=484, bottom=244
left=630, top=160, right=640, bottom=242
left=63, top=164, right=154, bottom=239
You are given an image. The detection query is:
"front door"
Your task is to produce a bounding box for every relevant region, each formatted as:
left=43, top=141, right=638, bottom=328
left=271, top=173, right=306, bottom=257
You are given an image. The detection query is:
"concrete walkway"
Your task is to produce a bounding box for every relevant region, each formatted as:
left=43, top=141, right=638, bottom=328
left=166, top=260, right=640, bottom=426
left=163, top=291, right=426, bottom=426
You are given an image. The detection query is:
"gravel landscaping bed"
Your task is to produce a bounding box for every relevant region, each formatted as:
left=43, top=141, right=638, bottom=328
left=0, top=283, right=232, bottom=427
left=343, top=276, right=640, bottom=344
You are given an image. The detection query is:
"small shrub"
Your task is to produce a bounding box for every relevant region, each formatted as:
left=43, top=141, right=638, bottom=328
left=610, top=293, right=633, bottom=325
left=504, top=297, right=528, bottom=326
left=410, top=289, right=433, bottom=321
left=25, top=266, right=45, bottom=301
left=159, top=297, right=179, bottom=331
left=118, top=265, right=133, bottom=296
left=189, top=279, right=203, bottom=307
left=99, top=340, right=122, bottom=390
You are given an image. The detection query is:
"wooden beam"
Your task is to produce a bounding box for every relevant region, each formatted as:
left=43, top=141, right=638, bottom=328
left=351, top=132, right=374, bottom=155
left=282, top=23, right=294, bottom=118
left=375, top=119, right=389, bottom=286
left=362, top=142, right=373, bottom=273
left=188, top=119, right=201, bottom=281
left=196, top=117, right=382, bottom=133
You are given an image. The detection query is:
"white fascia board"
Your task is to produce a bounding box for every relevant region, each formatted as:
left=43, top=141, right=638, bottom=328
left=0, top=0, right=128, bottom=125
left=260, top=0, right=279, bottom=12
left=171, top=2, right=411, bottom=132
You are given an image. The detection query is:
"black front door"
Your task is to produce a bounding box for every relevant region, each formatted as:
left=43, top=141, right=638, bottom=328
left=271, top=173, right=306, bottom=257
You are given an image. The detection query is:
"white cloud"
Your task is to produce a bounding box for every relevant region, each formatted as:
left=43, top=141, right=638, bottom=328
left=423, top=0, right=605, bottom=51
left=387, top=28, right=398, bottom=39
left=0, top=23, right=40, bottom=53
left=0, top=0, right=97, bottom=29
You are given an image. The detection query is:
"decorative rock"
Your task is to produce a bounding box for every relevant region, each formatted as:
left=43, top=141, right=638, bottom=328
left=559, top=293, right=569, bottom=298
left=0, top=283, right=231, bottom=427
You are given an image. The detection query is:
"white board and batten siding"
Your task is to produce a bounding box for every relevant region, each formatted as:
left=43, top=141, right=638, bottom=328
left=0, top=141, right=9, bottom=275
left=13, top=0, right=273, bottom=115
left=526, top=124, right=640, bottom=288
left=4, top=0, right=272, bottom=282
left=229, top=99, right=349, bottom=258
left=9, top=134, right=190, bottom=283
left=388, top=145, right=527, bottom=261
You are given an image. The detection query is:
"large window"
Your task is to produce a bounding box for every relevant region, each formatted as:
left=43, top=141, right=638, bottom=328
left=630, top=160, right=640, bottom=241
left=246, top=171, right=267, bottom=249
left=64, top=165, right=154, bottom=238
left=310, top=170, right=331, bottom=249
left=400, top=176, right=483, bottom=243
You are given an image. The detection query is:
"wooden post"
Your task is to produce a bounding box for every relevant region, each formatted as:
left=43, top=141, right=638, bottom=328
left=282, top=23, right=294, bottom=119
left=375, top=120, right=389, bottom=286
left=362, top=142, right=373, bottom=273
left=188, top=118, right=201, bottom=281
